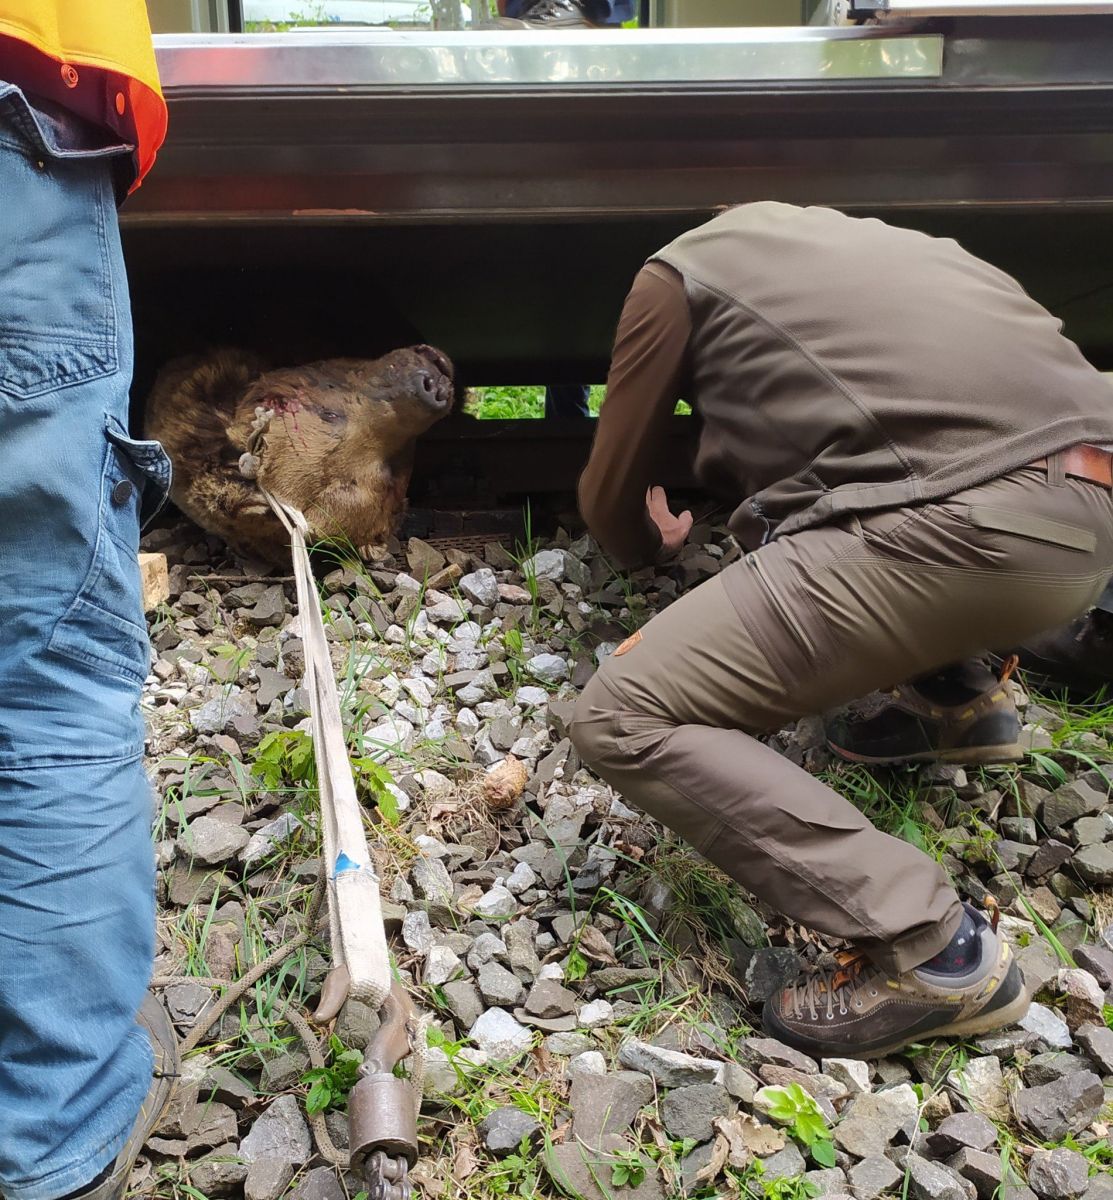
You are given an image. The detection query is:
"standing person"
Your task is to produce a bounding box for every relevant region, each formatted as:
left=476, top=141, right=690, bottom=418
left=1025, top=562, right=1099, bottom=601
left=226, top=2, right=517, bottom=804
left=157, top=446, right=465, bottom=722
left=496, top=0, right=634, bottom=28
left=570, top=202, right=1113, bottom=1058
left=0, top=7, right=177, bottom=1199
left=496, top=0, right=634, bottom=415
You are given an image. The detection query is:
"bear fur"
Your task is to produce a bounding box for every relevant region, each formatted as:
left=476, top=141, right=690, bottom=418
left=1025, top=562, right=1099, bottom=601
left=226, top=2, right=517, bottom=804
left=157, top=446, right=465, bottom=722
left=144, top=345, right=453, bottom=565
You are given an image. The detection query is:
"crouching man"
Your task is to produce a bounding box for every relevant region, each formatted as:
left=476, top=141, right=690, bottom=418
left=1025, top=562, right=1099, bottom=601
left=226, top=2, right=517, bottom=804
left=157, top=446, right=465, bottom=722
left=569, top=202, right=1113, bottom=1059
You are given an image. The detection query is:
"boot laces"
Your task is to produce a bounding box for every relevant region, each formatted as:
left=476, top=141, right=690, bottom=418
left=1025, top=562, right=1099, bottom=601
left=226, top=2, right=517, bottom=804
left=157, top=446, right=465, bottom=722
left=787, top=951, right=883, bottom=1021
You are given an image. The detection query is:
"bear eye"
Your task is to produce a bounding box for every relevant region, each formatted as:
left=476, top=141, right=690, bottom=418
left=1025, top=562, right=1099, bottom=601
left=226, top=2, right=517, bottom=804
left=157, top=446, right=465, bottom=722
left=318, top=408, right=341, bottom=423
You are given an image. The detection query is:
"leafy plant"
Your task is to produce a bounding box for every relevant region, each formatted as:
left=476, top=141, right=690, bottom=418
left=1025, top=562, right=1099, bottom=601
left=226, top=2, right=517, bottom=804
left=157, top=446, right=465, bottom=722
left=610, top=1147, right=648, bottom=1189
left=756, top=1083, right=836, bottom=1167
left=349, top=754, right=402, bottom=824
left=301, top=1033, right=363, bottom=1115
left=252, top=728, right=315, bottom=791
left=484, top=1135, right=542, bottom=1196
left=564, top=947, right=590, bottom=983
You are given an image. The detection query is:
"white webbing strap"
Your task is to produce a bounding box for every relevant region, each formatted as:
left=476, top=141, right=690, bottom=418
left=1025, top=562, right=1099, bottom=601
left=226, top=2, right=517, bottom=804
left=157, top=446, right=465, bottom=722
left=262, top=491, right=392, bottom=1010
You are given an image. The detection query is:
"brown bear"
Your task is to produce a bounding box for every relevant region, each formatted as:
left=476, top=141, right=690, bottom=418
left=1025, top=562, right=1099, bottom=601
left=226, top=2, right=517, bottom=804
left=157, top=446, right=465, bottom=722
left=144, top=345, right=453, bottom=566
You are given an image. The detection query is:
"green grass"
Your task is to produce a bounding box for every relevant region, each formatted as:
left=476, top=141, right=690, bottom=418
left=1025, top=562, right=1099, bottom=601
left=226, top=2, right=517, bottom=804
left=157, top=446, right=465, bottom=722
left=464, top=385, right=692, bottom=420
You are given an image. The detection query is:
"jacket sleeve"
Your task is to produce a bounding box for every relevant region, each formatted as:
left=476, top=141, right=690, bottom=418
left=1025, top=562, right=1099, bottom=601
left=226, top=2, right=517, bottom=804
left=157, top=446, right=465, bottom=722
left=577, top=262, right=692, bottom=570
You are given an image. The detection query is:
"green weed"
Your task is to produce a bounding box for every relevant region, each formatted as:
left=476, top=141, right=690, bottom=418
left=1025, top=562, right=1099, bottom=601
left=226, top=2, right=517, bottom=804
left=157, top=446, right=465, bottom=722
left=756, top=1083, right=836, bottom=1168
left=302, top=1033, right=363, bottom=1115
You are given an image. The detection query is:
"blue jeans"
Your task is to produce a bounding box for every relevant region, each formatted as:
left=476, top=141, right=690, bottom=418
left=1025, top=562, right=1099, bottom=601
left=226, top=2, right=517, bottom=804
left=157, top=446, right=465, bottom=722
left=0, top=87, right=171, bottom=1200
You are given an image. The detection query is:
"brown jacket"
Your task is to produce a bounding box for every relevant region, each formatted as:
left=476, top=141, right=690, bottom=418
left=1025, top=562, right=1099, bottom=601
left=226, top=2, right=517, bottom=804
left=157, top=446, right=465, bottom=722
left=580, top=203, right=1113, bottom=565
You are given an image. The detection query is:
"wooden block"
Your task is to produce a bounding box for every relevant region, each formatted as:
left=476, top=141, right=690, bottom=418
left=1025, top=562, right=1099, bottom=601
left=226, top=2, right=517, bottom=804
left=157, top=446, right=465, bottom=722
left=139, top=552, right=170, bottom=612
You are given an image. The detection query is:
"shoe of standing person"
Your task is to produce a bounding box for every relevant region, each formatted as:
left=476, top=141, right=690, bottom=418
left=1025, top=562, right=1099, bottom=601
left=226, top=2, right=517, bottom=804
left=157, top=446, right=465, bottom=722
left=763, top=904, right=1029, bottom=1059
left=63, top=994, right=179, bottom=1200
left=495, top=0, right=602, bottom=27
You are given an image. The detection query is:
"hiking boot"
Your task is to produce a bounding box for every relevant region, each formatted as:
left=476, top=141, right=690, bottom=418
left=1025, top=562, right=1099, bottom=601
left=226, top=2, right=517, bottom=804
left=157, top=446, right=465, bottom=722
left=825, top=659, right=1023, bottom=766
left=68, top=992, right=179, bottom=1199
left=763, top=906, right=1030, bottom=1060
left=1002, top=608, right=1113, bottom=702
left=495, top=0, right=601, bottom=27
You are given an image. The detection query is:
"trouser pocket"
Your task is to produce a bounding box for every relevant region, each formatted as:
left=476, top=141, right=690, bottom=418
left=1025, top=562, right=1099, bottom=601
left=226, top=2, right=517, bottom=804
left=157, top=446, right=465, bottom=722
left=47, top=416, right=172, bottom=686
left=740, top=550, right=832, bottom=689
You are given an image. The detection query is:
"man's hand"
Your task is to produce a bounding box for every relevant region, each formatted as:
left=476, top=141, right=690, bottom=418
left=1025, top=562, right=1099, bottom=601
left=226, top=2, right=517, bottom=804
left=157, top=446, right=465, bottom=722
left=646, top=486, right=693, bottom=557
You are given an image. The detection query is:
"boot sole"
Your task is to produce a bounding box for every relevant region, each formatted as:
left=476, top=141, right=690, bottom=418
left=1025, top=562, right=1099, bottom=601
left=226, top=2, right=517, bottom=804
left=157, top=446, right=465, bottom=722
left=827, top=740, right=1026, bottom=767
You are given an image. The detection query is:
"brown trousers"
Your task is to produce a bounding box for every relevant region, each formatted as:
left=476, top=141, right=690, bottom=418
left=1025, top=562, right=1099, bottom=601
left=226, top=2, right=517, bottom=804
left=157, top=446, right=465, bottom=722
left=570, top=466, right=1113, bottom=974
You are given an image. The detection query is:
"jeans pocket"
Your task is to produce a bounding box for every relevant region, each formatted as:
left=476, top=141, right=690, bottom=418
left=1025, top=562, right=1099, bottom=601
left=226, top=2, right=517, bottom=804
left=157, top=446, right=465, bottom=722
left=47, top=418, right=171, bottom=685
left=0, top=92, right=124, bottom=401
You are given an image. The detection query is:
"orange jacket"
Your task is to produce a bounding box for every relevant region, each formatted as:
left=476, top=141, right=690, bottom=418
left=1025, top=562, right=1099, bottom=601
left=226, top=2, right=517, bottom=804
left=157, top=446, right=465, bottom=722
left=0, top=2, right=165, bottom=190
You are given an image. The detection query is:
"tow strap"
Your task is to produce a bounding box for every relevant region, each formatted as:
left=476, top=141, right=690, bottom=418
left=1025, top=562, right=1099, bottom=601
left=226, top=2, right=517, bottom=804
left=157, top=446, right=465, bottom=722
left=155, top=411, right=427, bottom=1199
left=260, top=487, right=425, bottom=1199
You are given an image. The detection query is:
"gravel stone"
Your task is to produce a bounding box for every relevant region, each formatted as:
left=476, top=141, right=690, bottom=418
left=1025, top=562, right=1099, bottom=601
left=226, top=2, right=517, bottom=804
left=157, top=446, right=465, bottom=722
left=569, top=1050, right=608, bottom=1076
left=1018, top=1003, right=1073, bottom=1050
left=947, top=1055, right=1009, bottom=1121
left=473, top=885, right=518, bottom=919
left=1073, top=842, right=1113, bottom=884
left=289, top=1168, right=345, bottom=1200
left=578, top=999, right=615, bottom=1028
left=190, top=1146, right=250, bottom=1196
left=927, top=1112, right=997, bottom=1157
left=906, top=1153, right=977, bottom=1200
left=1027, top=1149, right=1090, bottom=1200
left=571, top=1070, right=655, bottom=1146
left=946, top=1148, right=1013, bottom=1200
left=848, top=1155, right=903, bottom=1200
left=659, top=1082, right=734, bottom=1142
left=411, top=855, right=454, bottom=904
left=834, top=1085, right=921, bottom=1158
left=1042, top=780, right=1106, bottom=831
left=761, top=1144, right=808, bottom=1180
left=545, top=1140, right=666, bottom=1200
left=478, top=1106, right=542, bottom=1156
left=1075, top=1022, right=1113, bottom=1073
left=467, top=931, right=508, bottom=969
left=459, top=569, right=499, bottom=607
left=741, top=1037, right=819, bottom=1075
left=617, top=1040, right=722, bottom=1087
left=1073, top=943, right=1113, bottom=987
left=177, top=815, right=250, bottom=866
left=822, top=1058, right=871, bottom=1096
left=544, top=1031, right=596, bottom=1056
left=441, top=980, right=485, bottom=1030
left=469, top=1008, right=532, bottom=1060
left=239, top=1094, right=312, bottom=1166
left=244, top=1159, right=296, bottom=1200
left=522, top=550, right=565, bottom=582
left=424, top=944, right=463, bottom=986
left=1057, top=968, right=1106, bottom=1029
left=241, top=812, right=302, bottom=868
left=742, top=947, right=803, bottom=1001
left=806, top=1168, right=849, bottom=1196
left=718, top=1061, right=762, bottom=1103
left=477, top=960, right=526, bottom=1006
left=1014, top=1070, right=1104, bottom=1140
left=527, top=653, right=569, bottom=683
left=523, top=977, right=577, bottom=1018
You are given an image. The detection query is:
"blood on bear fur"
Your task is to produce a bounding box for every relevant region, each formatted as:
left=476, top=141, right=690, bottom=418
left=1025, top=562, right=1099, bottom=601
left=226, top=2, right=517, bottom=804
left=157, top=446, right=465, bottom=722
left=144, top=345, right=453, bottom=565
